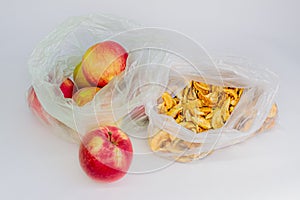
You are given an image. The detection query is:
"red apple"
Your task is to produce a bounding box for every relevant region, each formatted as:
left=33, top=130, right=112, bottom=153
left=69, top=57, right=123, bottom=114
left=72, top=87, right=101, bottom=107
left=60, top=78, right=76, bottom=98
left=79, top=126, right=133, bottom=182
left=81, top=41, right=128, bottom=87
left=27, top=86, right=52, bottom=124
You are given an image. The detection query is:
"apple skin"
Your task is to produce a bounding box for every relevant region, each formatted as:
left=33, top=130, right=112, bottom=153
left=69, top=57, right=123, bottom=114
left=81, top=41, right=128, bottom=87
left=73, top=62, right=92, bottom=89
left=72, top=87, right=101, bottom=107
left=60, top=78, right=76, bottom=98
left=79, top=126, right=133, bottom=182
left=27, top=86, right=52, bottom=124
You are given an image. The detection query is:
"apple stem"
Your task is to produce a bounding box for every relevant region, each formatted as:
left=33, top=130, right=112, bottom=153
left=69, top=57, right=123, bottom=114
left=108, top=131, right=113, bottom=142
left=108, top=131, right=117, bottom=145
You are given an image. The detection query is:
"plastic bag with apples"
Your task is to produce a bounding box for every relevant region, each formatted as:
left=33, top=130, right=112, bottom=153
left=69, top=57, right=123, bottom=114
left=27, top=14, right=279, bottom=169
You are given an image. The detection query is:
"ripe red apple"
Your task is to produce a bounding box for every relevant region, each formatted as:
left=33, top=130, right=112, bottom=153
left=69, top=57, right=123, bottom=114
left=79, top=126, right=133, bottom=182
left=27, top=86, right=52, bottom=124
left=60, top=78, right=76, bottom=98
left=72, top=87, right=101, bottom=107
left=81, top=41, right=128, bottom=87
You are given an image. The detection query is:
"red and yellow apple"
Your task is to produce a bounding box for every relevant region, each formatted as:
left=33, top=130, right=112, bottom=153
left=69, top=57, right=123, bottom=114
left=27, top=86, right=52, bottom=124
left=72, top=87, right=101, bottom=107
left=81, top=41, right=128, bottom=87
left=60, top=78, right=76, bottom=98
left=73, top=62, right=92, bottom=89
left=79, top=126, right=133, bottom=182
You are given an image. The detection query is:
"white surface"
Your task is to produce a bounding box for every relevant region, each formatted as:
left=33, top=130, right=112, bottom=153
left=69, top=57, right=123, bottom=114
left=1, top=0, right=299, bottom=200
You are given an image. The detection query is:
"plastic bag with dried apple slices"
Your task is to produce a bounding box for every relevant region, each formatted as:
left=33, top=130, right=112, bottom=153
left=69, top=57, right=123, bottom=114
left=145, top=57, right=278, bottom=162
left=109, top=28, right=278, bottom=163
left=27, top=14, right=279, bottom=169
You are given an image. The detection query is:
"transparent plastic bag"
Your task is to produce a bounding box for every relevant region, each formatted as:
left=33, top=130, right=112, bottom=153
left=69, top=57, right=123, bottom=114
left=146, top=57, right=279, bottom=162
left=27, top=86, right=80, bottom=143
left=28, top=14, right=278, bottom=168
left=28, top=14, right=141, bottom=142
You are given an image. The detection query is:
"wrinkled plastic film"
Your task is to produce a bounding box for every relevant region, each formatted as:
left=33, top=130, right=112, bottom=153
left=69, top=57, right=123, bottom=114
left=27, top=14, right=279, bottom=164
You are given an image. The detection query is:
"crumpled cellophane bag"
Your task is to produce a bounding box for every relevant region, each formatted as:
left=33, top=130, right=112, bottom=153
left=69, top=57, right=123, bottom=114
left=27, top=14, right=278, bottom=170
left=146, top=57, right=278, bottom=162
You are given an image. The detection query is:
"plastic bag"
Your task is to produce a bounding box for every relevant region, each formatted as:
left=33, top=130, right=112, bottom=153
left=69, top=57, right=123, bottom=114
left=28, top=14, right=279, bottom=168
left=146, top=57, right=278, bottom=162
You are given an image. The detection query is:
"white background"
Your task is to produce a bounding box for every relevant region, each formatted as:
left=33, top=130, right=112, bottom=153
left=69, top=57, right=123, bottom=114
left=1, top=0, right=300, bottom=199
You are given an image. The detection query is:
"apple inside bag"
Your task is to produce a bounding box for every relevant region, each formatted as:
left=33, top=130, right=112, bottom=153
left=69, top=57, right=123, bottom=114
left=27, top=86, right=80, bottom=143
